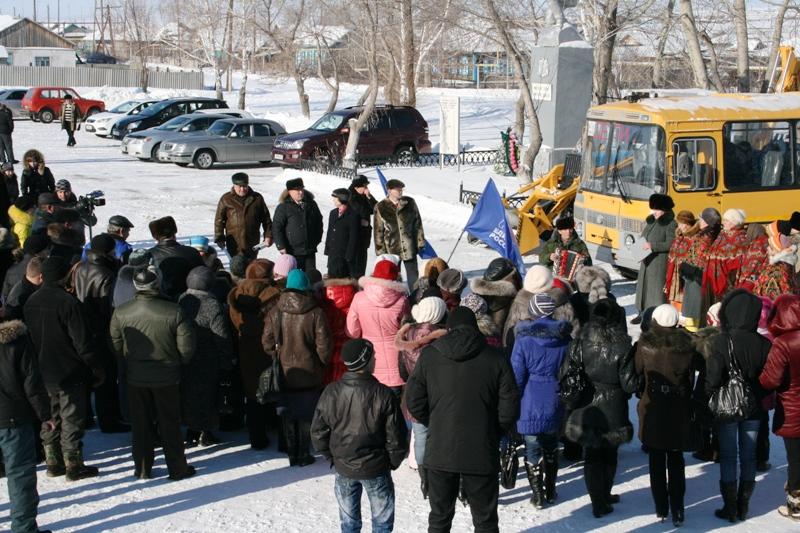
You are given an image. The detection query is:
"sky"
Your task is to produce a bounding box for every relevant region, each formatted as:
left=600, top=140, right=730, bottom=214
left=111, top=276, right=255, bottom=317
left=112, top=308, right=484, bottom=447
left=1, top=0, right=138, bottom=23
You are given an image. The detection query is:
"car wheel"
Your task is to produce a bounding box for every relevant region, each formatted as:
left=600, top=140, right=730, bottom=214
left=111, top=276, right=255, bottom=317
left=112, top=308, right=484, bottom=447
left=39, top=109, right=54, bottom=124
left=394, top=145, right=417, bottom=165
left=175, top=163, right=189, bottom=167
left=87, top=107, right=101, bottom=117
left=193, top=150, right=215, bottom=169
left=150, top=143, right=161, bottom=162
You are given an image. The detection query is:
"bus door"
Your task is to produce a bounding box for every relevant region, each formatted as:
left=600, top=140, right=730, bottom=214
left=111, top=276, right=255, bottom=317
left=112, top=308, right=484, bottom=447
left=671, top=135, right=722, bottom=215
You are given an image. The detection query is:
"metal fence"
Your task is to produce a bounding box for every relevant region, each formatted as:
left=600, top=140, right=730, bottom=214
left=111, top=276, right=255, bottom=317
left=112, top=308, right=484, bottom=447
left=0, top=65, right=204, bottom=90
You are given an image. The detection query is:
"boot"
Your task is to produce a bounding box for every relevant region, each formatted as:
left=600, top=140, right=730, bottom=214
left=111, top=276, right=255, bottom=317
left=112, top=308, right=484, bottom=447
left=543, top=451, right=558, bottom=503
left=778, top=490, right=800, bottom=521
left=64, top=451, right=99, bottom=481
left=44, top=444, right=65, bottom=477
left=418, top=465, right=429, bottom=500
left=585, top=462, right=612, bottom=518
left=199, top=430, right=221, bottom=447
left=168, top=465, right=196, bottom=481
left=604, top=456, right=619, bottom=504
left=283, top=418, right=298, bottom=466
left=524, top=460, right=545, bottom=509
left=714, top=481, right=738, bottom=522
left=735, top=480, right=755, bottom=521
left=295, top=421, right=315, bottom=467
left=185, top=429, right=201, bottom=448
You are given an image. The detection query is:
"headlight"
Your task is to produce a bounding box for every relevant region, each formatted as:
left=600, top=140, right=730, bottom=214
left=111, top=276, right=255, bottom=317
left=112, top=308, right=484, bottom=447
left=173, top=144, right=186, bottom=152
left=284, top=139, right=308, bottom=150
left=126, top=121, right=141, bottom=130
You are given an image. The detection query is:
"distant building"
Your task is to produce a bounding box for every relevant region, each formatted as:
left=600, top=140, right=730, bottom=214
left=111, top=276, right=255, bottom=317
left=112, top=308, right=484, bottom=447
left=0, top=16, right=76, bottom=67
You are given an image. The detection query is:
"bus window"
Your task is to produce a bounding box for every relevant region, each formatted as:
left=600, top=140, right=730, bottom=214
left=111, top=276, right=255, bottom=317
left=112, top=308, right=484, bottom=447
left=672, top=138, right=716, bottom=192
left=723, top=122, right=792, bottom=190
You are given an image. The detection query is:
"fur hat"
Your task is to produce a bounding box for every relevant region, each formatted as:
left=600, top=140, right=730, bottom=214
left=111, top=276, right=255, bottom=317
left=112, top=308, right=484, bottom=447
left=423, top=258, right=449, bottom=282
left=90, top=233, right=116, bottom=254
left=652, top=303, right=679, bottom=328
left=352, top=175, right=370, bottom=188
left=285, top=178, right=304, bottom=190
left=791, top=211, right=800, bottom=232
left=574, top=266, right=611, bottom=303
left=446, top=306, right=478, bottom=330
left=461, top=293, right=488, bottom=315
left=231, top=172, right=249, bottom=185
left=245, top=258, right=274, bottom=280
left=186, top=266, right=215, bottom=291
left=22, top=233, right=50, bottom=255
left=376, top=254, right=401, bottom=266
left=341, top=339, right=374, bottom=372
left=648, top=193, right=674, bottom=211
left=555, top=216, right=575, bottom=230
left=128, top=248, right=151, bottom=268
left=148, top=216, right=178, bottom=239
left=133, top=268, right=160, bottom=292
left=386, top=179, right=405, bottom=190
left=411, top=296, right=447, bottom=324
left=40, top=257, right=69, bottom=283
left=676, top=210, right=696, bottom=226
left=722, top=209, right=746, bottom=227
left=286, top=269, right=310, bottom=291
left=700, top=207, right=721, bottom=227
left=372, top=260, right=400, bottom=281
left=523, top=265, right=553, bottom=294
left=437, top=268, right=466, bottom=294
left=529, top=292, right=556, bottom=319
left=274, top=254, right=297, bottom=279
left=229, top=255, right=250, bottom=278
left=331, top=188, right=350, bottom=204
left=483, top=258, right=515, bottom=282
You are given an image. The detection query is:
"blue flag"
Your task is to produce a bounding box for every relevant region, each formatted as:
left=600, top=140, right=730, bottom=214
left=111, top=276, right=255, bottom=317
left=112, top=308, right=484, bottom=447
left=463, top=179, right=526, bottom=275
left=375, top=167, right=438, bottom=259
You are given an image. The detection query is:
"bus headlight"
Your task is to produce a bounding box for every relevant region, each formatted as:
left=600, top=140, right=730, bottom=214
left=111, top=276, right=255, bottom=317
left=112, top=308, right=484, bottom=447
left=625, top=234, right=635, bottom=249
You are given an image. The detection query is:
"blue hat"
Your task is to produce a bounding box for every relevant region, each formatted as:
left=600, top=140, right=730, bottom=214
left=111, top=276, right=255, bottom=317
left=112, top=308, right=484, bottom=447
left=189, top=235, right=209, bottom=251
left=286, top=269, right=310, bottom=291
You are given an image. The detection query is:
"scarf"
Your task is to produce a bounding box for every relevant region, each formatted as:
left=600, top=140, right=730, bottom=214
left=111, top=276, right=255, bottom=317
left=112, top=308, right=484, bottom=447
left=664, top=223, right=699, bottom=302
left=703, top=227, right=748, bottom=298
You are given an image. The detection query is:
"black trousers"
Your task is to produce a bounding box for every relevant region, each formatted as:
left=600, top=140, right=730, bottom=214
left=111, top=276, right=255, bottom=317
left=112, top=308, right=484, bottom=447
left=128, top=384, right=187, bottom=477
left=427, top=469, right=498, bottom=533
left=295, top=254, right=316, bottom=273
left=0, top=133, right=13, bottom=163
left=354, top=245, right=369, bottom=279
left=94, top=352, right=122, bottom=431
left=757, top=410, right=770, bottom=464
left=648, top=449, right=686, bottom=516
left=245, top=399, right=272, bottom=449
left=785, top=437, right=800, bottom=492
left=42, top=383, right=87, bottom=456
left=584, top=446, right=618, bottom=505
left=403, top=258, right=419, bottom=291
left=65, top=127, right=76, bottom=146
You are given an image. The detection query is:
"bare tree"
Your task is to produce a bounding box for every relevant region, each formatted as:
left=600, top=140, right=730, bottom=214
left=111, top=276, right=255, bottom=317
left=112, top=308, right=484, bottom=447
left=678, top=0, right=710, bottom=89
left=732, top=0, right=749, bottom=91
left=314, top=31, right=340, bottom=113
left=762, top=0, right=792, bottom=92
left=412, top=0, right=452, bottom=90
left=400, top=0, right=416, bottom=105
left=593, top=0, right=619, bottom=104
left=651, top=0, right=675, bottom=88
left=698, top=31, right=725, bottom=91
left=121, top=0, right=156, bottom=91
left=180, top=0, right=231, bottom=99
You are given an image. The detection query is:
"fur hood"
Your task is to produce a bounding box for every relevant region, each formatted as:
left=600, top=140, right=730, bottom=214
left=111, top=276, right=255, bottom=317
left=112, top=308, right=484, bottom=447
left=0, top=320, right=26, bottom=344
left=574, top=266, right=611, bottom=303
left=469, top=277, right=518, bottom=298
left=692, top=326, right=719, bottom=360
left=770, top=244, right=798, bottom=266
left=278, top=189, right=316, bottom=203
left=677, top=221, right=701, bottom=238
left=358, top=276, right=408, bottom=308
left=323, top=277, right=358, bottom=288
left=639, top=324, right=695, bottom=354
left=476, top=312, right=501, bottom=337
left=22, top=149, right=44, bottom=165
left=47, top=224, right=84, bottom=247
left=395, top=322, right=447, bottom=352
left=645, top=210, right=675, bottom=226
left=515, top=317, right=572, bottom=346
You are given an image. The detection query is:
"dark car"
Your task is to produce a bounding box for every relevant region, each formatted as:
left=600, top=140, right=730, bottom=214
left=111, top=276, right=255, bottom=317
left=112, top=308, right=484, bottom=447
left=271, top=105, right=431, bottom=166
left=85, top=53, right=118, bottom=64
left=111, top=97, right=228, bottom=138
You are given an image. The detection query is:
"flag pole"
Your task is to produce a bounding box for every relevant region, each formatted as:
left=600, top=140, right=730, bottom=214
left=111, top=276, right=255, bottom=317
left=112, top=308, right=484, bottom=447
left=446, top=230, right=467, bottom=264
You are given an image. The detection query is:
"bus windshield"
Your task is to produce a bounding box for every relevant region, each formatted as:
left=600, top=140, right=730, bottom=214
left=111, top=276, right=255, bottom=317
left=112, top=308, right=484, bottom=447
left=582, top=121, right=666, bottom=200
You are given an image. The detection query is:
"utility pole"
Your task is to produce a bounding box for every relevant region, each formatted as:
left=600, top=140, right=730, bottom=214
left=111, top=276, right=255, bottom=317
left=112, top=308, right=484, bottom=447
left=33, top=0, right=37, bottom=22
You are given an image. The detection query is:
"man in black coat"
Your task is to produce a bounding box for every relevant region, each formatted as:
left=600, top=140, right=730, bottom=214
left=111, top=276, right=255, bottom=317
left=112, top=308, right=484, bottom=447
left=5, top=256, right=43, bottom=321
left=348, top=175, right=377, bottom=278
left=311, top=339, right=408, bottom=532
left=2, top=233, right=49, bottom=303
left=24, top=257, right=104, bottom=481
left=406, top=306, right=519, bottom=533
left=147, top=216, right=203, bottom=300
left=0, top=103, right=14, bottom=165
left=0, top=318, right=53, bottom=533
left=324, top=188, right=360, bottom=278
left=272, top=178, right=323, bottom=272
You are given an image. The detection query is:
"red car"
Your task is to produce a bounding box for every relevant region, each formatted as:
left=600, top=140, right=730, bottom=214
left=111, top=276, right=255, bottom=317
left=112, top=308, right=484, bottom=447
left=21, top=87, right=105, bottom=124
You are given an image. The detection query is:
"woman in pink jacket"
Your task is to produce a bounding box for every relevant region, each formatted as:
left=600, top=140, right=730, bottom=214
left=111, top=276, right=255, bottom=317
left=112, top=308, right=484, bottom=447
left=346, top=259, right=410, bottom=396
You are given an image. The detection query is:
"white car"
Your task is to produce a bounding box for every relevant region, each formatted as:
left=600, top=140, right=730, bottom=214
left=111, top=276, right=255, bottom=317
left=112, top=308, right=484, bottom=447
left=84, top=99, right=159, bottom=137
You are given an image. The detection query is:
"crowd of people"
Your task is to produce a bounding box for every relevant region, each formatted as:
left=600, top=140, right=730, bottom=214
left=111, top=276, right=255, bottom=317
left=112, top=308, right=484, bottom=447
left=0, top=153, right=796, bottom=533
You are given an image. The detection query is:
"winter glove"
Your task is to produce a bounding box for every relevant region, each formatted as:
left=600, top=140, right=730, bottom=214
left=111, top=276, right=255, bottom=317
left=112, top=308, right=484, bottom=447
left=215, top=238, right=226, bottom=250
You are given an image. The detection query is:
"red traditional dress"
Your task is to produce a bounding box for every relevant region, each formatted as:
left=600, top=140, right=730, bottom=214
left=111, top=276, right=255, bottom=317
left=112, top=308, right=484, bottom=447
left=735, top=233, right=769, bottom=292
left=664, top=223, right=699, bottom=306
left=680, top=226, right=718, bottom=321
left=703, top=227, right=749, bottom=300
left=753, top=223, right=800, bottom=300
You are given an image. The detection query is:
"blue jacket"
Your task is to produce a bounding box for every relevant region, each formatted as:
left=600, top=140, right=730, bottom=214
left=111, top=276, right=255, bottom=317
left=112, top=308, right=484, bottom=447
left=511, top=316, right=572, bottom=435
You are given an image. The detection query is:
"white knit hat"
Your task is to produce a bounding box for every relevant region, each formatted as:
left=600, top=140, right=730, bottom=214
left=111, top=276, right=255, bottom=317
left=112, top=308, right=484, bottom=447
left=523, top=265, right=554, bottom=294
left=722, top=209, right=746, bottom=227
left=411, top=296, right=447, bottom=324
left=652, top=304, right=679, bottom=328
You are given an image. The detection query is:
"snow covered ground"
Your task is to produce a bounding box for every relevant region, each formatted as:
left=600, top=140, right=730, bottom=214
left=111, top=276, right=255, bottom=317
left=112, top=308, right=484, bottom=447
left=0, top=77, right=791, bottom=532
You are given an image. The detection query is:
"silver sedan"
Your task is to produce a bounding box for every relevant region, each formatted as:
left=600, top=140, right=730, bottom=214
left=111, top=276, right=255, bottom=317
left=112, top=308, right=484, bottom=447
left=122, top=113, right=231, bottom=161
left=0, top=88, right=28, bottom=119
left=159, top=119, right=287, bottom=169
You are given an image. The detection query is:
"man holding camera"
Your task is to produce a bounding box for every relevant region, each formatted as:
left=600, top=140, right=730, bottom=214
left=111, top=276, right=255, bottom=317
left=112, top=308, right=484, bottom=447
left=214, top=173, right=272, bottom=259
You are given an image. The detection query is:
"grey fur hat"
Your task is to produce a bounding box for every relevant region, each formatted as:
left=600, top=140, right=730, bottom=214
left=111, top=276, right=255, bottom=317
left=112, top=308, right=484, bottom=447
left=574, top=266, right=611, bottom=304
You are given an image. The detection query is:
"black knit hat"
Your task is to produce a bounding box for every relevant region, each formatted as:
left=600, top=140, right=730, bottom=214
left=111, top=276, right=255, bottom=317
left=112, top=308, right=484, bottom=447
left=446, top=306, right=479, bottom=330
left=14, top=195, right=35, bottom=211
left=90, top=233, right=116, bottom=254
left=341, top=339, right=374, bottom=372
left=41, top=257, right=69, bottom=283
left=352, top=175, right=369, bottom=188
left=331, top=188, right=350, bottom=204
left=232, top=172, right=249, bottom=185
left=648, top=193, right=674, bottom=211
left=386, top=179, right=405, bottom=190
left=286, top=178, right=304, bottom=190
left=22, top=233, right=50, bottom=255
left=555, top=216, right=575, bottom=230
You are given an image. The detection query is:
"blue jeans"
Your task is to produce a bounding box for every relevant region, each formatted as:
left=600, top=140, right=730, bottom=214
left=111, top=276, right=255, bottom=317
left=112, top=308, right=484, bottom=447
left=524, top=432, right=558, bottom=464
left=334, top=472, right=395, bottom=533
left=0, top=424, right=40, bottom=533
left=718, top=419, right=759, bottom=483
left=411, top=422, right=428, bottom=465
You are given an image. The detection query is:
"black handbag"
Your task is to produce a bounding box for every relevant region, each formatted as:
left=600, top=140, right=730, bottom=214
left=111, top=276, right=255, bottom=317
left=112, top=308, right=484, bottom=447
left=559, top=344, right=594, bottom=410
left=255, top=310, right=285, bottom=405
left=499, top=437, right=519, bottom=490
left=708, top=335, right=758, bottom=423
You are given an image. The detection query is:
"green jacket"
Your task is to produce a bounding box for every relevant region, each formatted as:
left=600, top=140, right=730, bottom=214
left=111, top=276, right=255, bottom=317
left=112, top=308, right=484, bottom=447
left=538, top=233, right=592, bottom=267
left=110, top=291, right=195, bottom=387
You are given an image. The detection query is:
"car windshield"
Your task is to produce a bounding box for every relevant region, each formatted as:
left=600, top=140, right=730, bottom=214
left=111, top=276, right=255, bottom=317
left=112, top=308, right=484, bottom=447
left=109, top=100, right=137, bottom=113
left=138, top=99, right=173, bottom=116
left=310, top=113, right=345, bottom=131
left=581, top=120, right=666, bottom=200
left=156, top=115, right=193, bottom=131
left=208, top=121, right=234, bottom=136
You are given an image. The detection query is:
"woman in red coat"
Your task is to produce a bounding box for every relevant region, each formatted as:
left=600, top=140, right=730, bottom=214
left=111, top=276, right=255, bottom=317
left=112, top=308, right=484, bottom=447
left=760, top=294, right=800, bottom=521
left=703, top=209, right=748, bottom=302
left=320, top=262, right=358, bottom=384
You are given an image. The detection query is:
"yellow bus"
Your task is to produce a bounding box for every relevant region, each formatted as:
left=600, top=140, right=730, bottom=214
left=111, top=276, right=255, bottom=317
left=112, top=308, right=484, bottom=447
left=573, top=92, right=800, bottom=275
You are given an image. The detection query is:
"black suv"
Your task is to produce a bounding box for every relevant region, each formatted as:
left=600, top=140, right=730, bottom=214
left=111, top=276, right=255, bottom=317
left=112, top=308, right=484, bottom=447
left=112, top=97, right=228, bottom=138
left=271, top=105, right=431, bottom=165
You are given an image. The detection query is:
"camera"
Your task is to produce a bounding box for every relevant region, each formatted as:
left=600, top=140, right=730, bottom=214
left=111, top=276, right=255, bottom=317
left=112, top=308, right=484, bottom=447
left=76, top=190, right=106, bottom=229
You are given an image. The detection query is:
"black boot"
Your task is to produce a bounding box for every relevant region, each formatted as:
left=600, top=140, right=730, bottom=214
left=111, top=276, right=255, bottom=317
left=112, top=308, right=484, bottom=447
left=418, top=465, right=429, bottom=499
left=185, top=429, right=201, bottom=448
left=283, top=418, right=298, bottom=466
left=295, top=420, right=315, bottom=467
left=604, top=454, right=619, bottom=504
left=199, top=430, right=221, bottom=447
left=585, top=462, right=612, bottom=518
left=714, top=481, right=738, bottom=522
left=737, top=480, right=756, bottom=521
left=525, top=460, right=545, bottom=509
left=44, top=444, right=65, bottom=477
left=64, top=451, right=99, bottom=481
left=543, top=451, right=558, bottom=503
